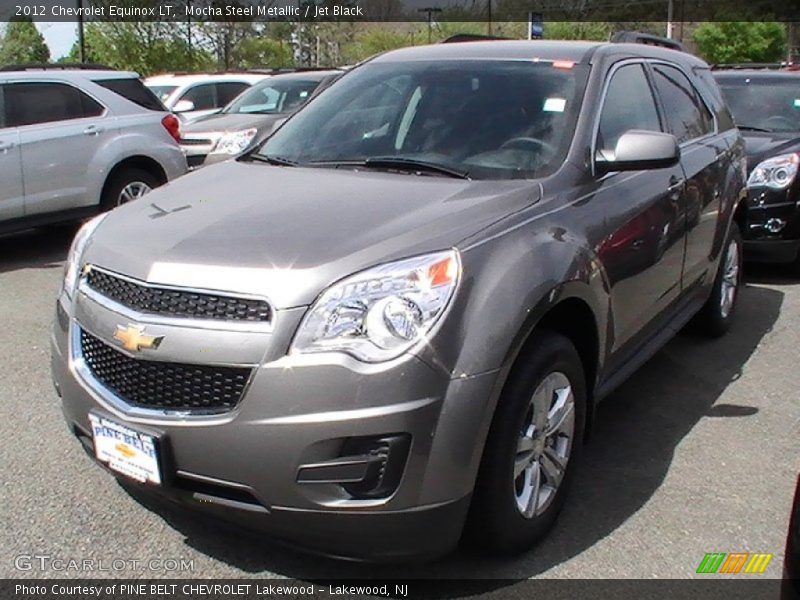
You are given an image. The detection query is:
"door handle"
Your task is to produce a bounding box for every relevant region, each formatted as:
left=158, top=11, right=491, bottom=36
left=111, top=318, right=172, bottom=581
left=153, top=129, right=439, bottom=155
left=667, top=175, right=684, bottom=192
left=83, top=125, right=104, bottom=135
left=0, top=141, right=15, bottom=152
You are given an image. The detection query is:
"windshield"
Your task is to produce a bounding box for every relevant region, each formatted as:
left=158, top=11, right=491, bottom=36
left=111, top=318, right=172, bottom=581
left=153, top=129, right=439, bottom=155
left=146, top=85, right=178, bottom=103
left=255, top=60, right=588, bottom=180
left=224, top=78, right=324, bottom=114
left=716, top=74, right=800, bottom=132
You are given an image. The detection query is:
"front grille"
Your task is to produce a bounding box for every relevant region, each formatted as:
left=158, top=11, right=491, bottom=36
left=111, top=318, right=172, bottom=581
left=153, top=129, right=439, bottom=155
left=180, top=138, right=213, bottom=146
left=80, top=329, right=251, bottom=412
left=86, top=268, right=271, bottom=323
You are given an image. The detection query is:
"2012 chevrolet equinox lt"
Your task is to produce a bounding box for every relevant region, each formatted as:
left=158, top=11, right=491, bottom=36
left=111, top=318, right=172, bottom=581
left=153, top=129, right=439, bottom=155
left=51, top=40, right=746, bottom=561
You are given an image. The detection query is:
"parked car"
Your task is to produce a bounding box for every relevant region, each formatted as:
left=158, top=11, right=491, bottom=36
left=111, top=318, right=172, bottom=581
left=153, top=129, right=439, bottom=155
left=145, top=73, right=270, bottom=123
left=714, top=68, right=800, bottom=272
left=181, top=70, right=341, bottom=169
left=52, top=38, right=745, bottom=562
left=0, top=64, right=187, bottom=234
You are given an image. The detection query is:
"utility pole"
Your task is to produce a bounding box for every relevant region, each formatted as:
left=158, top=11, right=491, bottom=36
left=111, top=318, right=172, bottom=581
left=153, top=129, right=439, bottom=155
left=418, top=7, right=442, bottom=44
left=487, top=0, right=492, bottom=36
left=77, top=0, right=85, bottom=63
left=666, top=0, right=673, bottom=39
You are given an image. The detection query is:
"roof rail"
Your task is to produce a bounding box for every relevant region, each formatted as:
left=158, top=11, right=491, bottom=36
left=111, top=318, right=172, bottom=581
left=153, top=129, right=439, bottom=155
left=710, top=62, right=799, bottom=71
left=610, top=31, right=687, bottom=53
left=440, top=33, right=509, bottom=43
left=0, top=62, right=116, bottom=72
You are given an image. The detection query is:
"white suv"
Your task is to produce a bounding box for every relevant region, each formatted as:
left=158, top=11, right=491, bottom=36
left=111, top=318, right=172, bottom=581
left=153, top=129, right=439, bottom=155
left=0, top=65, right=187, bottom=234
left=145, top=73, right=270, bottom=123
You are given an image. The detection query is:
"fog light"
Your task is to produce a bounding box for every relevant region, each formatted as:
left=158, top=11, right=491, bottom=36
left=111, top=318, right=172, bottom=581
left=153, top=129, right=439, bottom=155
left=340, top=434, right=411, bottom=499
left=765, top=218, right=786, bottom=234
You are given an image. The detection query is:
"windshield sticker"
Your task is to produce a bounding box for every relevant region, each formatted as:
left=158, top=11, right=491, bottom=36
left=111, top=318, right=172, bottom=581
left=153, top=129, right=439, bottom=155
left=543, top=97, right=567, bottom=113
left=793, top=99, right=800, bottom=108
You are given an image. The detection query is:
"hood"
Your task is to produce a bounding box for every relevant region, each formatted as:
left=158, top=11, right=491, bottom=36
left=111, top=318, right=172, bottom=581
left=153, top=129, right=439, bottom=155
left=182, top=112, right=287, bottom=135
left=743, top=131, right=800, bottom=172
left=84, top=161, right=539, bottom=309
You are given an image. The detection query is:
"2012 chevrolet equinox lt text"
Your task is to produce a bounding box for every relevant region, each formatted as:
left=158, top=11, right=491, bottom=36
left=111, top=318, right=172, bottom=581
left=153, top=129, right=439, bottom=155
left=51, top=40, right=746, bottom=561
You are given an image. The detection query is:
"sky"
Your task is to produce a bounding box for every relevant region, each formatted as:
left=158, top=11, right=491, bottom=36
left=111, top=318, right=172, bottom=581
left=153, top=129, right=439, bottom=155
left=36, top=21, right=78, bottom=60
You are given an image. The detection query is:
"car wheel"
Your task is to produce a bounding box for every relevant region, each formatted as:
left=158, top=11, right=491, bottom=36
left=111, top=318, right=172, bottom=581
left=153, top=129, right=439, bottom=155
left=693, top=223, right=743, bottom=337
left=467, top=331, right=586, bottom=554
left=101, top=168, right=159, bottom=211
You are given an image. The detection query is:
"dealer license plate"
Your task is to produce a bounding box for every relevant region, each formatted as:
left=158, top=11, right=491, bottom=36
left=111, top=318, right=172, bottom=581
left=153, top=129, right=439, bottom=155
left=89, top=414, right=162, bottom=485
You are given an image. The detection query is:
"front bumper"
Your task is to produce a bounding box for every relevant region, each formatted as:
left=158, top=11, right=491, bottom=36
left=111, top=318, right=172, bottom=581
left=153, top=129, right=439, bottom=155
left=51, top=285, right=496, bottom=561
left=741, top=186, right=800, bottom=263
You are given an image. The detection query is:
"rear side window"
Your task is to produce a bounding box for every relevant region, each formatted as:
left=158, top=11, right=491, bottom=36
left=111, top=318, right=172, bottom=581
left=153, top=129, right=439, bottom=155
left=597, top=64, right=662, bottom=154
left=179, top=84, right=216, bottom=111
left=216, top=82, right=249, bottom=106
left=4, top=82, right=105, bottom=127
left=651, top=65, right=714, bottom=143
left=95, top=77, right=165, bottom=111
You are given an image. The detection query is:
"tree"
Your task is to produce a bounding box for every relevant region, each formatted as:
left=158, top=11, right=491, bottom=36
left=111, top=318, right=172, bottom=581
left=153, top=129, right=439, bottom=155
left=64, top=22, right=213, bottom=75
left=0, top=17, right=50, bottom=64
left=694, top=22, right=786, bottom=64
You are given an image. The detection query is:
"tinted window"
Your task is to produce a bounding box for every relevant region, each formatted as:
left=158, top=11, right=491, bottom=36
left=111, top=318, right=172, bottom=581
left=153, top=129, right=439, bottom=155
left=5, top=82, right=104, bottom=127
left=216, top=82, right=249, bottom=106
left=179, top=84, right=216, bottom=111
left=715, top=73, right=800, bottom=133
left=597, top=64, right=662, bottom=154
left=258, top=60, right=589, bottom=180
left=652, top=65, right=713, bottom=143
left=225, top=78, right=324, bottom=114
left=147, top=85, right=178, bottom=102
left=96, top=78, right=165, bottom=111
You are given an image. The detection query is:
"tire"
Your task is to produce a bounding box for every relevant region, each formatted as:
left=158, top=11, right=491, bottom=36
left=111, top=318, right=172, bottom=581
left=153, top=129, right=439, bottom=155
left=466, top=330, right=587, bottom=555
left=100, top=168, right=160, bottom=211
left=692, top=223, right=743, bottom=338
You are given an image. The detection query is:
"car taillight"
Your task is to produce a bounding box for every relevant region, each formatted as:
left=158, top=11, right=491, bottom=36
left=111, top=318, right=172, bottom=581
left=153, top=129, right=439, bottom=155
left=161, top=114, right=180, bottom=143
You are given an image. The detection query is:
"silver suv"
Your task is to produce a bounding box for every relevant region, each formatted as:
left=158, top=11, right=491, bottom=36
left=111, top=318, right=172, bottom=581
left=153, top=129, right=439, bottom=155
left=0, top=65, right=187, bottom=234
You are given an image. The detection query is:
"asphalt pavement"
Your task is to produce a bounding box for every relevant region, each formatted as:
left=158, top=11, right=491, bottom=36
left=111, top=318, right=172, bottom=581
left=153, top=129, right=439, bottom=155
left=0, top=224, right=797, bottom=581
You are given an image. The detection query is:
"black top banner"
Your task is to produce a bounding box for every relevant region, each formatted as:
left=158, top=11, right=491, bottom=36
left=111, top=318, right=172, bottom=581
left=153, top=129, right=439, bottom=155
left=1, top=0, right=800, bottom=23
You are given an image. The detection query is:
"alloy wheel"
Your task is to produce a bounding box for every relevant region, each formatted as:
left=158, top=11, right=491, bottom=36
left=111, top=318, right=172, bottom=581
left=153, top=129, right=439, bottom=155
left=117, top=181, right=152, bottom=206
left=719, top=238, right=740, bottom=319
left=514, top=371, right=575, bottom=518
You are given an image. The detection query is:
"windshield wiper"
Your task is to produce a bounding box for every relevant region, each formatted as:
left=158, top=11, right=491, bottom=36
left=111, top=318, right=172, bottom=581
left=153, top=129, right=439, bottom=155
left=736, top=124, right=773, bottom=133
left=362, top=157, right=470, bottom=179
left=246, top=154, right=298, bottom=167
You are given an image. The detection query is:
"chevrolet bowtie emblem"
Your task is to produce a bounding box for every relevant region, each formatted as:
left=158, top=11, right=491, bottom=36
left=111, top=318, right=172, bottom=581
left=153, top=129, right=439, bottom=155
left=113, top=325, right=164, bottom=352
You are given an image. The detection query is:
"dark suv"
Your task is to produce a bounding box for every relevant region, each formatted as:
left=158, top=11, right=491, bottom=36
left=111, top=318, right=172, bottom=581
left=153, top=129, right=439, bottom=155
left=52, top=40, right=746, bottom=561
left=714, top=68, right=800, bottom=272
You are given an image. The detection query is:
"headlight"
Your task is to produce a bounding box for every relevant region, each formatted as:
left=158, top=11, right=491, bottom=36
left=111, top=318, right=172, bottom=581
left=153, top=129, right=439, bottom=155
left=748, top=153, right=799, bottom=189
left=291, top=250, right=460, bottom=363
left=210, top=128, right=258, bottom=155
left=63, top=213, right=107, bottom=298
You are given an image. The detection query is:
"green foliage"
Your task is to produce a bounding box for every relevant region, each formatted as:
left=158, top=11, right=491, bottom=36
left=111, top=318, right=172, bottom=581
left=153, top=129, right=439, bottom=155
left=341, top=26, right=422, bottom=63
left=694, top=22, right=786, bottom=64
left=66, top=23, right=213, bottom=75
left=544, top=22, right=613, bottom=41
left=0, top=17, right=50, bottom=65
left=235, top=37, right=294, bottom=69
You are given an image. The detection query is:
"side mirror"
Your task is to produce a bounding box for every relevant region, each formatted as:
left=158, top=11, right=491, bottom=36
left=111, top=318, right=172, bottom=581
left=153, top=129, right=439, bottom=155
left=172, top=99, right=196, bottom=113
left=596, top=130, right=680, bottom=176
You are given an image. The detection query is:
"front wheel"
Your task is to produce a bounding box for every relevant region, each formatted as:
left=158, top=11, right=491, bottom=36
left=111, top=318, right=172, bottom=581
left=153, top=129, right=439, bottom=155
left=692, top=224, right=743, bottom=337
left=467, top=331, right=586, bottom=554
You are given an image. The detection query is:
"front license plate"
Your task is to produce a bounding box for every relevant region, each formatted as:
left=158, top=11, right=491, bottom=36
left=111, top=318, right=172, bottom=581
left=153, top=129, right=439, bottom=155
left=88, top=414, right=162, bottom=485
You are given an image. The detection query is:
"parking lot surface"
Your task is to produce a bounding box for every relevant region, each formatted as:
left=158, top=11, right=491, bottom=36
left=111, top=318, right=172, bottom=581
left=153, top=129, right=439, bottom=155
left=0, top=225, right=797, bottom=580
